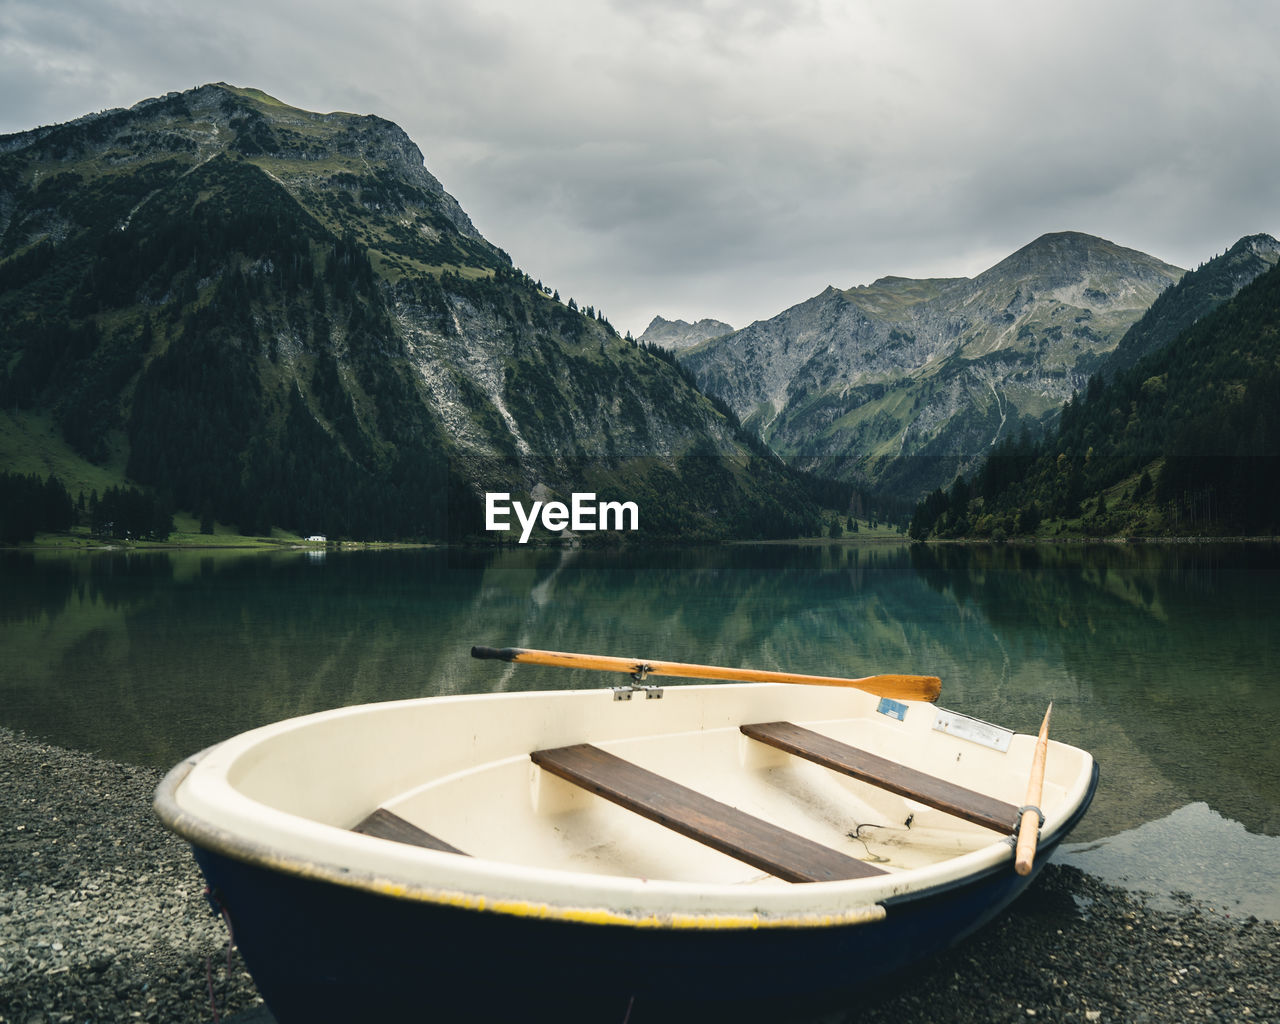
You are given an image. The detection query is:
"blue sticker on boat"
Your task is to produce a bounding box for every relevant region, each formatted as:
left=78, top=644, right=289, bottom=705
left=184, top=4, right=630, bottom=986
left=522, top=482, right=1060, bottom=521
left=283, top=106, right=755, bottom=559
left=876, top=697, right=908, bottom=721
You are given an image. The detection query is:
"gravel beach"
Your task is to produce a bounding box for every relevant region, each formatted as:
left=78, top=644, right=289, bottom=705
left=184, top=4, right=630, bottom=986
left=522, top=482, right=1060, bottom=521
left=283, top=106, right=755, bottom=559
left=2, top=725, right=1276, bottom=1024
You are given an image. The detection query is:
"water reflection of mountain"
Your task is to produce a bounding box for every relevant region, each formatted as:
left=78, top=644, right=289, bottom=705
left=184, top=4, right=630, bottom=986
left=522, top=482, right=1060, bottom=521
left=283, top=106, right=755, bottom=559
left=3, top=544, right=1276, bottom=842
left=909, top=544, right=1280, bottom=836
left=1, top=549, right=490, bottom=765
left=473, top=544, right=942, bottom=684
left=5, top=544, right=993, bottom=764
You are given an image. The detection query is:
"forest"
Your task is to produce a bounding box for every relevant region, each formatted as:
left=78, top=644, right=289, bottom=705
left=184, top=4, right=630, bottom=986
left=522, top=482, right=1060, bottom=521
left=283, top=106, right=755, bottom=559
left=0, top=473, right=171, bottom=543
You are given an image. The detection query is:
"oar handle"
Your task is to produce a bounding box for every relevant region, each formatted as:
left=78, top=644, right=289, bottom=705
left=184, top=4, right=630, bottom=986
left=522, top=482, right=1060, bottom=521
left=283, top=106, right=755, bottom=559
left=471, top=646, right=941, bottom=702
left=1014, top=702, right=1053, bottom=876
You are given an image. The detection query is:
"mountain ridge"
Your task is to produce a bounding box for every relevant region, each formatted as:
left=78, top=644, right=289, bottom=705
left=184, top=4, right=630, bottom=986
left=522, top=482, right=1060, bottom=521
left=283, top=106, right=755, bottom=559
left=1101, top=232, right=1280, bottom=381
left=0, top=84, right=826, bottom=542
left=910, top=254, right=1280, bottom=540
left=636, top=315, right=734, bottom=351
left=679, top=230, right=1186, bottom=500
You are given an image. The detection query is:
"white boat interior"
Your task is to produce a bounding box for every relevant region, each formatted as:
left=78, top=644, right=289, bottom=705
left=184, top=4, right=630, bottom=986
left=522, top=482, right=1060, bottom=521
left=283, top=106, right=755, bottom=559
left=169, top=682, right=1095, bottom=925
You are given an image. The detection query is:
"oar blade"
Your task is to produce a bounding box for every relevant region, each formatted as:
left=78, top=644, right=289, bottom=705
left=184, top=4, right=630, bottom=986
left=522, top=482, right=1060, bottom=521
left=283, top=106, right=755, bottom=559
left=861, top=674, right=941, bottom=703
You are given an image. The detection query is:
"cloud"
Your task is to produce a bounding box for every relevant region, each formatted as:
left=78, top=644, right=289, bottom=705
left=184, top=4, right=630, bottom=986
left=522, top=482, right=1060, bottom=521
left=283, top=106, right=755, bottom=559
left=2, top=0, right=1278, bottom=334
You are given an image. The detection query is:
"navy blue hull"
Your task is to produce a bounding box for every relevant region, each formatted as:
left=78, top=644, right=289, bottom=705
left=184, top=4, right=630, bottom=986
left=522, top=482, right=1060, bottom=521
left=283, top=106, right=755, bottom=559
left=192, top=764, right=1097, bottom=1024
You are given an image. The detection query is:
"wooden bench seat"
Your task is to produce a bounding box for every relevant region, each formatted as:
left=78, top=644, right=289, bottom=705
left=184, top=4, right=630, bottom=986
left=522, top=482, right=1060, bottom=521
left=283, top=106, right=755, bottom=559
left=741, top=721, right=1021, bottom=834
left=352, top=807, right=469, bottom=855
left=530, top=743, right=885, bottom=883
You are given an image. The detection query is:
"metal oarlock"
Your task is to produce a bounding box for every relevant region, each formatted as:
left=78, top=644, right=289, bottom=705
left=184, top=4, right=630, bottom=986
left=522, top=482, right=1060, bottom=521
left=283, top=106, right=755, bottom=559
left=612, top=663, right=663, bottom=699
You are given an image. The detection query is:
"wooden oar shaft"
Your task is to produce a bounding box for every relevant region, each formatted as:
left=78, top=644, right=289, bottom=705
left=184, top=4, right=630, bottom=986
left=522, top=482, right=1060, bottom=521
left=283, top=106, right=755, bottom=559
left=1014, top=702, right=1053, bottom=876
left=470, top=646, right=941, bottom=702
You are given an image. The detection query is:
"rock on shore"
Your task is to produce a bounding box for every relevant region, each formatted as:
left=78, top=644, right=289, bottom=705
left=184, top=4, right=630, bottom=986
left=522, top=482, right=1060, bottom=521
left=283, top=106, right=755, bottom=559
left=2, top=725, right=1277, bottom=1023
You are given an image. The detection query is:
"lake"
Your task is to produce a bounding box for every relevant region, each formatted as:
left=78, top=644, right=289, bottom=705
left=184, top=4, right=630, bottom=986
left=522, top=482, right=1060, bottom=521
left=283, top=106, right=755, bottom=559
left=2, top=541, right=1278, bottom=918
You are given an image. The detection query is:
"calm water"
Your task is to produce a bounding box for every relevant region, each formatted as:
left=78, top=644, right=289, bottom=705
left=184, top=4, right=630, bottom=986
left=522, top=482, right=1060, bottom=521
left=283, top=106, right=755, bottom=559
left=3, top=542, right=1278, bottom=917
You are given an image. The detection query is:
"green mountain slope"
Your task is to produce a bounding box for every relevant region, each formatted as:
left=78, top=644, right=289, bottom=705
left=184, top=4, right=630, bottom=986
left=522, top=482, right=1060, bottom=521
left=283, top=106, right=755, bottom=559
left=0, top=84, right=823, bottom=542
left=1100, top=233, right=1279, bottom=381
left=912, top=257, right=1280, bottom=539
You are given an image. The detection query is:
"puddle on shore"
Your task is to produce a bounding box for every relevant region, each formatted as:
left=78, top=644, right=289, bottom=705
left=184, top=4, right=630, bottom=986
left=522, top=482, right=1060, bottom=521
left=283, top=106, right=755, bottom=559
left=1056, top=801, right=1280, bottom=921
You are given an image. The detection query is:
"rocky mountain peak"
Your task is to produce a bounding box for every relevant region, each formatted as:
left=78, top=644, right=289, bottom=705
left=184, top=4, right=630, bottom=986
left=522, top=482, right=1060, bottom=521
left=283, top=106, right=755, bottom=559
left=637, top=315, right=734, bottom=350
left=206, top=83, right=485, bottom=241
left=977, top=231, right=1183, bottom=298
left=1234, top=233, right=1280, bottom=260
left=0, top=82, right=485, bottom=245
left=1, top=84, right=825, bottom=542
left=1101, top=232, right=1280, bottom=380
left=680, top=232, right=1189, bottom=500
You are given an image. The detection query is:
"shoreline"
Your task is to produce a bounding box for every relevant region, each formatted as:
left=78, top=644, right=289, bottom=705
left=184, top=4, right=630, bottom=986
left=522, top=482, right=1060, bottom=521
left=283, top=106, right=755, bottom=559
left=7, top=525, right=1280, bottom=554
left=2, top=726, right=1276, bottom=1023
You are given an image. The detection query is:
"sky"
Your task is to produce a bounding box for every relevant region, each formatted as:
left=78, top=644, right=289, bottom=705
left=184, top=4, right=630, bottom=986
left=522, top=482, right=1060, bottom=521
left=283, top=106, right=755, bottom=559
left=2, top=0, right=1278, bottom=338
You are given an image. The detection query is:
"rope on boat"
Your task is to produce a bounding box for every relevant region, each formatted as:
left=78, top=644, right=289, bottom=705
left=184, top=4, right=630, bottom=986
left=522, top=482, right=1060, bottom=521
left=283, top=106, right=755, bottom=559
left=846, top=821, right=898, bottom=862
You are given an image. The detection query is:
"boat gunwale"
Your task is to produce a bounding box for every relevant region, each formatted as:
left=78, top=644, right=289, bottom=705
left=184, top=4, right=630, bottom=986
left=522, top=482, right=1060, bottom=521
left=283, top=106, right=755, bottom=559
left=156, top=750, right=897, bottom=930
left=154, top=686, right=1096, bottom=931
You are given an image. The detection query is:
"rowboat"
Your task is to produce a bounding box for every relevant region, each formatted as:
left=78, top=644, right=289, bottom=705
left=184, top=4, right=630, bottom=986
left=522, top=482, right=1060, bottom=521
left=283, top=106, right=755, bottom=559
left=154, top=648, right=1097, bottom=1023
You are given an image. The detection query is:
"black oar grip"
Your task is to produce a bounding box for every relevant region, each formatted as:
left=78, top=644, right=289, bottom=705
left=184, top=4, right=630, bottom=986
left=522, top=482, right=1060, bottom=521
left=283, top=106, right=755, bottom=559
left=471, top=646, right=521, bottom=662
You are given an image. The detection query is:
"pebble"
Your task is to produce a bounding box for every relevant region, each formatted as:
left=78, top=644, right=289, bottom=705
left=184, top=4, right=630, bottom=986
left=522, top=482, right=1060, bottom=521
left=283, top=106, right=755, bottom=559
left=0, top=728, right=262, bottom=1023
left=1, top=726, right=1277, bottom=1024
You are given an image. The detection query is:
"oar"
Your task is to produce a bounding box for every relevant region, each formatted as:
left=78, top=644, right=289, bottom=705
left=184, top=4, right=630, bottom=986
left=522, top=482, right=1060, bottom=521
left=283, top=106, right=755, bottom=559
left=1014, top=702, right=1053, bottom=876
left=470, top=646, right=941, bottom=702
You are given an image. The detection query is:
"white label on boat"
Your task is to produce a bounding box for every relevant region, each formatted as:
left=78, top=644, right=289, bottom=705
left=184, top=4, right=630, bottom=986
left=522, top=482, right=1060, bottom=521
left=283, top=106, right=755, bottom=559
left=877, top=697, right=909, bottom=721
left=932, top=709, right=1013, bottom=752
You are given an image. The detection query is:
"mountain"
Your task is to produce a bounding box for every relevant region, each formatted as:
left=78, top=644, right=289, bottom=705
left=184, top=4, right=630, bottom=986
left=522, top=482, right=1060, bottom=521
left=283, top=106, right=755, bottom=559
left=1100, top=233, right=1280, bottom=381
left=637, top=315, right=734, bottom=351
left=0, top=84, right=823, bottom=542
left=679, top=232, right=1185, bottom=501
left=911, top=257, right=1280, bottom=539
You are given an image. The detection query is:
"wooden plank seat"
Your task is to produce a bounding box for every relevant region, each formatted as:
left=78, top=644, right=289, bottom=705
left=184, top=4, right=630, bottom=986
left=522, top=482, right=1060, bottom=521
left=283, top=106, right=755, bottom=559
left=352, top=807, right=469, bottom=855
left=530, top=743, right=885, bottom=883
left=741, top=721, right=1021, bottom=834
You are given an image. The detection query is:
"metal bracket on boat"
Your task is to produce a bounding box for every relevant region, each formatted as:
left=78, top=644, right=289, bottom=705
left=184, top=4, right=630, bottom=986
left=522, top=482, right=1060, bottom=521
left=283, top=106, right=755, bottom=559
left=1013, top=804, right=1045, bottom=837
left=612, top=663, right=664, bottom=700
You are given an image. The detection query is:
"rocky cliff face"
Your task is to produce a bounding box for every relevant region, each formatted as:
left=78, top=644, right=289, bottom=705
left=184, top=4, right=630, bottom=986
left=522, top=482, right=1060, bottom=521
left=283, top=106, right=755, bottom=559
left=680, top=232, right=1185, bottom=498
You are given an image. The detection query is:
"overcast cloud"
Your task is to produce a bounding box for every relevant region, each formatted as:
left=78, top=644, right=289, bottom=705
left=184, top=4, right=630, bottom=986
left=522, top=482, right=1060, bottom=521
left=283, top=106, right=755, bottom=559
left=2, top=0, right=1278, bottom=335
